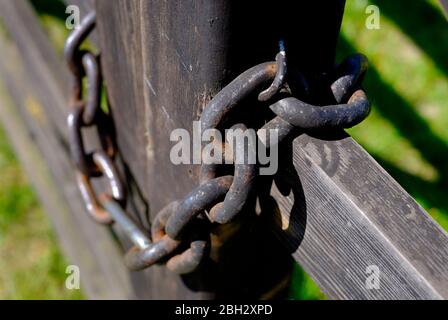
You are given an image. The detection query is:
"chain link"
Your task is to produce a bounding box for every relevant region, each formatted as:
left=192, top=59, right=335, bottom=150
left=65, top=12, right=371, bottom=275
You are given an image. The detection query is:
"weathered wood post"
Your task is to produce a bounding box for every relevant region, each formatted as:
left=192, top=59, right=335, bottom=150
left=1, top=0, right=447, bottom=300
left=95, top=0, right=346, bottom=298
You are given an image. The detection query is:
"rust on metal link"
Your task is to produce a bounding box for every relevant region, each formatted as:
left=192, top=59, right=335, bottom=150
left=125, top=201, right=208, bottom=274
left=166, top=239, right=208, bottom=274
left=258, top=50, right=287, bottom=102
left=165, top=175, right=234, bottom=240
left=65, top=20, right=110, bottom=176
left=208, top=124, right=257, bottom=224
left=151, top=201, right=180, bottom=241
left=76, top=150, right=125, bottom=224
left=196, top=54, right=285, bottom=227
left=199, top=61, right=277, bottom=202
left=125, top=203, right=179, bottom=271
left=67, top=103, right=115, bottom=176
left=200, top=62, right=277, bottom=133
left=153, top=202, right=208, bottom=274
left=65, top=13, right=372, bottom=275
left=125, top=236, right=179, bottom=271
left=149, top=201, right=198, bottom=274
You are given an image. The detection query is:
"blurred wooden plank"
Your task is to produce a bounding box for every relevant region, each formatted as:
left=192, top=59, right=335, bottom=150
left=0, top=83, right=132, bottom=299
left=0, top=0, right=134, bottom=299
left=0, top=0, right=69, bottom=137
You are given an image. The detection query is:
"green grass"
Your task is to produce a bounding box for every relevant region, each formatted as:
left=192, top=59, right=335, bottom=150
left=0, top=127, right=83, bottom=299
left=0, top=0, right=83, bottom=300
left=340, top=0, right=448, bottom=231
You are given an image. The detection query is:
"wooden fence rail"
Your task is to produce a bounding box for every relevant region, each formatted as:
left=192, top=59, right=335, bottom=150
left=0, top=0, right=447, bottom=299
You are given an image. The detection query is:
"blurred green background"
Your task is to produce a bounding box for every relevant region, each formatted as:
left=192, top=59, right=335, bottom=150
left=0, top=0, right=447, bottom=299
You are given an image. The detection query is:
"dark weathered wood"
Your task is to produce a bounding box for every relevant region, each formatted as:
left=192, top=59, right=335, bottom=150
left=1, top=0, right=447, bottom=300
left=95, top=0, right=448, bottom=300
left=0, top=0, right=134, bottom=299
left=95, top=0, right=217, bottom=299
left=268, top=132, right=448, bottom=299
left=95, top=0, right=346, bottom=299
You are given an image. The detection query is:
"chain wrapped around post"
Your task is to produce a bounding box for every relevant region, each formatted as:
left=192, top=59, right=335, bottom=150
left=65, top=12, right=371, bottom=275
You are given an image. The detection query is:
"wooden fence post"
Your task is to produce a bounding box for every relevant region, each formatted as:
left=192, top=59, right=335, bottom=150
left=1, top=0, right=447, bottom=300
left=94, top=0, right=346, bottom=299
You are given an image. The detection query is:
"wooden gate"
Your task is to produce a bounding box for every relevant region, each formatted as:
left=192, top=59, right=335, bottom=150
left=0, top=0, right=447, bottom=299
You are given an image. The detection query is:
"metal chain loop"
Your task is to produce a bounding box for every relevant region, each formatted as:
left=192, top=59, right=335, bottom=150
left=65, top=12, right=371, bottom=275
left=65, top=12, right=211, bottom=274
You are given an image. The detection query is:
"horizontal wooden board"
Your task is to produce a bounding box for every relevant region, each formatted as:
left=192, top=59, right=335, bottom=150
left=269, top=132, right=448, bottom=299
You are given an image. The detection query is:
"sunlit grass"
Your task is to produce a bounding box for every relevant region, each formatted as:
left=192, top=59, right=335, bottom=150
left=338, top=0, right=448, bottom=231
left=289, top=264, right=326, bottom=300
left=0, top=127, right=83, bottom=300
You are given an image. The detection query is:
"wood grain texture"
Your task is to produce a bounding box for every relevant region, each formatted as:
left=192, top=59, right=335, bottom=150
left=0, top=0, right=133, bottom=299
left=0, top=0, right=68, bottom=137
left=95, top=0, right=448, bottom=300
left=95, top=0, right=347, bottom=299
left=1, top=0, right=447, bottom=300
left=95, top=0, right=223, bottom=299
left=268, top=132, right=448, bottom=299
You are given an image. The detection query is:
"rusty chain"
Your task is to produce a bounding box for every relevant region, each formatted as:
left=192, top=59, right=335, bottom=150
left=65, top=12, right=371, bottom=274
